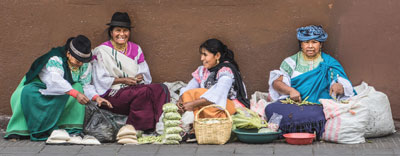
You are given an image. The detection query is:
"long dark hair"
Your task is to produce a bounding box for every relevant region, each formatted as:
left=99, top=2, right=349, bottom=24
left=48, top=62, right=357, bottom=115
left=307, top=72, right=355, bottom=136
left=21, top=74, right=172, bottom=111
left=199, top=38, right=240, bottom=71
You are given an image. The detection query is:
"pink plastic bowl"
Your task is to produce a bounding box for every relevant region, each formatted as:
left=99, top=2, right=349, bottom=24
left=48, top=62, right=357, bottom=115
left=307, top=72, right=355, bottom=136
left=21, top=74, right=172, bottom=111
left=283, top=133, right=315, bottom=145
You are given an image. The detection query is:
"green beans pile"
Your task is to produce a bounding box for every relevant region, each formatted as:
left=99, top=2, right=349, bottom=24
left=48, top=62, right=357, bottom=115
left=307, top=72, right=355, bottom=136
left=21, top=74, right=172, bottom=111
left=280, top=96, right=317, bottom=106
left=138, top=135, right=163, bottom=144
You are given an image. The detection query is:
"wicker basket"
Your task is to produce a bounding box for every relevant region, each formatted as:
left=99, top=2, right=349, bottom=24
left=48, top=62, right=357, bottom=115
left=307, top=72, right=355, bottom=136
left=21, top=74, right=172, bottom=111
left=194, top=104, right=232, bottom=145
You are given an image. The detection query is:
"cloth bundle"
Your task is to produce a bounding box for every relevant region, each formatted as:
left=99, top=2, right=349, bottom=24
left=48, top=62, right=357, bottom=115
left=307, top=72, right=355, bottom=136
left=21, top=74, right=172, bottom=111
left=162, top=103, right=183, bottom=144
left=46, top=129, right=101, bottom=145
left=116, top=125, right=138, bottom=144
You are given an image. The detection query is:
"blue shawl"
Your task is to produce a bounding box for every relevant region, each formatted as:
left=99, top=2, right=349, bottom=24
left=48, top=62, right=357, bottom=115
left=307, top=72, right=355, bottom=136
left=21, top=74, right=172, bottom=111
left=291, top=52, right=355, bottom=104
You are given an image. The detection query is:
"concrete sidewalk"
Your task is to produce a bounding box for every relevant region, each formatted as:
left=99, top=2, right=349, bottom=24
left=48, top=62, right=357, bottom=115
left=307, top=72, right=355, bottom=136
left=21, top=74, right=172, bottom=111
left=1, top=118, right=399, bottom=156
left=1, top=129, right=400, bottom=156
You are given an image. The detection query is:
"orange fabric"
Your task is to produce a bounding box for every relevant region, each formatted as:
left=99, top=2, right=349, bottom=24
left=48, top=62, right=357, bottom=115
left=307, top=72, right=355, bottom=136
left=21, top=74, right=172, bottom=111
left=67, top=89, right=79, bottom=98
left=181, top=88, right=236, bottom=119
left=91, top=94, right=99, bottom=101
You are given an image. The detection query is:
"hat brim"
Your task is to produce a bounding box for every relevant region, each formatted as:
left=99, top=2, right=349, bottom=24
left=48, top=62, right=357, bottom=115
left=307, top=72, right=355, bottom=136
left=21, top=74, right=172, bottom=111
left=106, top=22, right=133, bottom=28
left=70, top=52, right=92, bottom=63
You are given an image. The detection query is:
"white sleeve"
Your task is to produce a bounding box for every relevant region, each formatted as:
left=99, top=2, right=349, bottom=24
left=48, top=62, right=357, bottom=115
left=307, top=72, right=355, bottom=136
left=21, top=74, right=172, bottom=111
left=91, top=57, right=115, bottom=96
left=137, top=61, right=152, bottom=84
left=330, top=76, right=355, bottom=100
left=200, top=76, right=234, bottom=109
left=38, top=56, right=73, bottom=95
left=135, top=46, right=152, bottom=84
left=179, top=78, right=200, bottom=96
left=268, top=69, right=291, bottom=101
left=79, top=63, right=98, bottom=100
left=83, top=85, right=98, bottom=100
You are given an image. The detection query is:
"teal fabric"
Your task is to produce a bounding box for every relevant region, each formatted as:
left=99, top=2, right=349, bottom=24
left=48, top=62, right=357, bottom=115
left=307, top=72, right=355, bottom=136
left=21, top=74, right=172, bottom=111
left=290, top=52, right=355, bottom=104
left=21, top=79, right=70, bottom=141
left=24, top=46, right=73, bottom=85
left=5, top=77, right=85, bottom=140
left=297, top=25, right=328, bottom=42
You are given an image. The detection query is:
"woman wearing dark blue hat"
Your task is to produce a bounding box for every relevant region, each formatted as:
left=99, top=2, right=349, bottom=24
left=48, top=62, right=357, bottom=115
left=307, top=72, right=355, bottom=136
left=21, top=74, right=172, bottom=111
left=265, top=25, right=356, bottom=139
left=5, top=35, right=112, bottom=141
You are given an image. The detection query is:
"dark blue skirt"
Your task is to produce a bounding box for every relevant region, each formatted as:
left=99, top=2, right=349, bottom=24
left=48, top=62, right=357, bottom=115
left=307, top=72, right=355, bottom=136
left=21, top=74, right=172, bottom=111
left=265, top=101, right=326, bottom=139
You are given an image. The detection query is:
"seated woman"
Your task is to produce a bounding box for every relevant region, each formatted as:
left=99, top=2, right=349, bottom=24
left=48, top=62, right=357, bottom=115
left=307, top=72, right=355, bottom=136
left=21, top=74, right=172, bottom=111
left=178, top=38, right=250, bottom=141
left=265, top=25, right=355, bottom=138
left=91, top=12, right=170, bottom=132
left=4, top=35, right=111, bottom=141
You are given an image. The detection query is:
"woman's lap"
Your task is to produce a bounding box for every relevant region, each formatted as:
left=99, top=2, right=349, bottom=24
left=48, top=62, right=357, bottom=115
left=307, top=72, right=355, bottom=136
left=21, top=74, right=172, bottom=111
left=181, top=88, right=236, bottom=118
left=265, top=101, right=326, bottom=138
left=101, top=83, right=170, bottom=130
left=5, top=78, right=84, bottom=140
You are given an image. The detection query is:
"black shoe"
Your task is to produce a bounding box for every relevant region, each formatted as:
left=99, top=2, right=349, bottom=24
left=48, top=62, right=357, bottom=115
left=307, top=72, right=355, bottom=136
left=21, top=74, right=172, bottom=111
left=186, top=133, right=196, bottom=143
left=5, top=134, right=29, bottom=140
left=180, top=132, right=189, bottom=142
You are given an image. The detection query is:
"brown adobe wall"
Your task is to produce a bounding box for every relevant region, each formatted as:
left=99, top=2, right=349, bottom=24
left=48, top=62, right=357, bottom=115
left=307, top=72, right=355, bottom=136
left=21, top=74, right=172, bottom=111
left=1, top=0, right=400, bottom=120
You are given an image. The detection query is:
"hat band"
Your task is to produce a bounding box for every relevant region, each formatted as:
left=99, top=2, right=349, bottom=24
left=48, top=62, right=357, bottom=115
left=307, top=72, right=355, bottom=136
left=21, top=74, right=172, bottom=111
left=70, top=40, right=91, bottom=58
left=109, top=21, right=131, bottom=27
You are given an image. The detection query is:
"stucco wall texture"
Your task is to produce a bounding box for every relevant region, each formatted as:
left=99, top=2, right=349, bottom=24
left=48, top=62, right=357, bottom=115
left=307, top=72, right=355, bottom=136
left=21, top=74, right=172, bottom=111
left=1, top=0, right=399, bottom=119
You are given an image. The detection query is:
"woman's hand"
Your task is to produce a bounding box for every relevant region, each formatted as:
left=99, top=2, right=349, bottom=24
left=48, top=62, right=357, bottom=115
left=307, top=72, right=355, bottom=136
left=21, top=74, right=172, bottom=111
left=289, top=88, right=302, bottom=102
left=76, top=92, right=90, bottom=104
left=177, top=96, right=185, bottom=114
left=123, top=77, right=138, bottom=86
left=113, top=77, right=137, bottom=85
left=135, top=74, right=144, bottom=83
left=273, top=76, right=302, bottom=101
left=182, top=101, right=196, bottom=111
left=330, top=83, right=344, bottom=98
left=96, top=97, right=113, bottom=108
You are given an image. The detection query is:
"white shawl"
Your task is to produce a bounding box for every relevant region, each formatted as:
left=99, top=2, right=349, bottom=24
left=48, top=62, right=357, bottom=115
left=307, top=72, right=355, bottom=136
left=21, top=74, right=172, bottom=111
left=92, top=45, right=139, bottom=95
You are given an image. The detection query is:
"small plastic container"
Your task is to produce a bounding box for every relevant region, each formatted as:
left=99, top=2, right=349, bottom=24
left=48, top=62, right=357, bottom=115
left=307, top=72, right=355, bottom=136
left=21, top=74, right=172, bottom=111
left=283, top=133, right=315, bottom=145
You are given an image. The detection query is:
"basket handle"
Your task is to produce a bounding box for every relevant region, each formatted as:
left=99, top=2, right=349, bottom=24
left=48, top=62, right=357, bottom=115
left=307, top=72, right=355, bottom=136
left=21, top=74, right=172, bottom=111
left=195, top=104, right=232, bottom=123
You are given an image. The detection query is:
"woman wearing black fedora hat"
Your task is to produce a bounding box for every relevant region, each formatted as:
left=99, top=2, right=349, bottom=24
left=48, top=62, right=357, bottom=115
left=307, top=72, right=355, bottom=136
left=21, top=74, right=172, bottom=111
left=5, top=35, right=112, bottom=141
left=91, top=12, right=170, bottom=134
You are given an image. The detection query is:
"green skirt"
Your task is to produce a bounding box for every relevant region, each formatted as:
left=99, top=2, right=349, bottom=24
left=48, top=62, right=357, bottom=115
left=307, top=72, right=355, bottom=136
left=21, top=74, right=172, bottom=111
left=4, top=77, right=85, bottom=141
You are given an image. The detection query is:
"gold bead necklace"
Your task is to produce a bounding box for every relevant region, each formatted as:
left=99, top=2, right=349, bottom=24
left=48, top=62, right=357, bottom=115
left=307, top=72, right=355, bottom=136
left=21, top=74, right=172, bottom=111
left=111, top=40, right=127, bottom=54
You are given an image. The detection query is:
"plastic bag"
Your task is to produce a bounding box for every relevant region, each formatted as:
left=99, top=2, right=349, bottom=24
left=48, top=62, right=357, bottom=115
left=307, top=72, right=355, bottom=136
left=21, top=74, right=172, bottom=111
left=267, top=113, right=282, bottom=132
left=165, top=127, right=183, bottom=134
left=83, top=102, right=127, bottom=142
left=232, top=107, right=267, bottom=129
left=165, top=120, right=181, bottom=128
left=181, top=111, right=194, bottom=132
left=250, top=91, right=272, bottom=120
left=165, top=134, right=182, bottom=141
left=155, top=113, right=165, bottom=135
left=164, top=112, right=181, bottom=120
left=258, top=128, right=275, bottom=133
left=162, top=103, right=179, bottom=113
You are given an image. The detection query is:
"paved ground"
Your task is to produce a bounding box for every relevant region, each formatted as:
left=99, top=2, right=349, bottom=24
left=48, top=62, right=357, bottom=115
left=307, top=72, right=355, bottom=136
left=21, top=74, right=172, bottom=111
left=1, top=129, right=400, bottom=156
left=1, top=118, right=400, bottom=156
